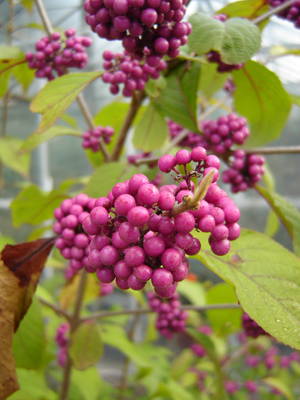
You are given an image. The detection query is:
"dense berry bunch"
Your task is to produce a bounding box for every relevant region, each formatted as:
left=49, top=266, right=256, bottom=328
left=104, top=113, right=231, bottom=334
left=222, top=150, right=265, bottom=193
left=242, top=313, right=269, bottom=338
left=268, top=0, right=300, bottom=28
left=102, top=50, right=166, bottom=96
left=26, top=29, right=92, bottom=80
left=80, top=146, right=240, bottom=297
left=207, top=51, right=243, bottom=73
left=84, top=0, right=191, bottom=59
left=82, top=125, right=114, bottom=151
left=55, top=323, right=69, bottom=367
left=201, top=113, right=250, bottom=155
left=53, top=194, right=96, bottom=279
left=147, top=291, right=188, bottom=337
left=168, top=120, right=203, bottom=148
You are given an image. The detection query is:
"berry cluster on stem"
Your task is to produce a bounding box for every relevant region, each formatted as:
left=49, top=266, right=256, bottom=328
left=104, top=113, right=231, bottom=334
left=82, top=125, right=114, bottom=152
left=26, top=29, right=92, bottom=80
left=268, top=0, right=300, bottom=28
left=55, top=323, right=70, bottom=367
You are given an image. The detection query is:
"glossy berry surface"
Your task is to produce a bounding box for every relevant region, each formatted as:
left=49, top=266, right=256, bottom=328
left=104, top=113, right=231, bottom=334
left=82, top=125, right=114, bottom=151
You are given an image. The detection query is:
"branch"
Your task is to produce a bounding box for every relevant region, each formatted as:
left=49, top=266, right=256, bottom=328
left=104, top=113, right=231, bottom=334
left=112, top=91, right=145, bottom=161
left=246, top=146, right=300, bottom=155
left=252, top=0, right=297, bottom=24
left=81, top=303, right=240, bottom=323
left=34, top=0, right=110, bottom=162
left=38, top=297, right=71, bottom=321
left=59, top=270, right=88, bottom=400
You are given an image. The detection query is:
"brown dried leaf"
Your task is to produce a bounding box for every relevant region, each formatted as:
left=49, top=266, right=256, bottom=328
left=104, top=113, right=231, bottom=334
left=0, top=238, right=54, bottom=400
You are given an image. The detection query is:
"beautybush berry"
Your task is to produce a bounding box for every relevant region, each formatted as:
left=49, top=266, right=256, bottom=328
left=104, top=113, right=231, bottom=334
left=55, top=323, right=69, bottom=367
left=242, top=312, right=269, bottom=338
left=84, top=0, right=191, bottom=59
left=268, top=0, right=300, bottom=29
left=102, top=50, right=167, bottom=96
left=201, top=113, right=250, bottom=155
left=26, top=30, right=92, bottom=80
left=82, top=126, right=114, bottom=151
left=168, top=120, right=204, bottom=149
left=222, top=150, right=265, bottom=193
left=53, top=194, right=96, bottom=279
left=147, top=291, right=188, bottom=338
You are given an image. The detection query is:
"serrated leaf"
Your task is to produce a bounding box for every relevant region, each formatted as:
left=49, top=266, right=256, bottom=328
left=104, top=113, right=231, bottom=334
left=0, top=137, right=30, bottom=177
left=85, top=162, right=138, bottom=197
left=188, top=13, right=225, bottom=55
left=153, top=63, right=200, bottom=131
left=193, top=229, right=300, bottom=350
left=233, top=61, right=291, bottom=146
left=30, top=71, right=101, bottom=133
left=256, top=185, right=300, bottom=255
left=69, top=322, right=103, bottom=370
left=133, top=103, right=168, bottom=152
left=21, top=125, right=81, bottom=152
left=221, top=18, right=261, bottom=64
left=12, top=299, right=46, bottom=369
left=11, top=185, right=68, bottom=227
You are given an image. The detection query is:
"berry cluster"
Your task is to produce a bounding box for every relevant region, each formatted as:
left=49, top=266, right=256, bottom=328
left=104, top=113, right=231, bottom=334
left=53, top=194, right=96, bottom=280
left=84, top=0, right=191, bottom=59
left=268, top=0, right=300, bottom=29
left=168, top=120, right=203, bottom=149
left=222, top=150, right=265, bottom=193
left=75, top=147, right=240, bottom=297
left=55, top=323, right=69, bottom=367
left=26, top=29, right=92, bottom=80
left=207, top=51, right=243, bottom=73
left=102, top=50, right=166, bottom=96
left=242, top=312, right=269, bottom=338
left=201, top=113, right=250, bottom=155
left=82, top=125, right=114, bottom=152
left=224, top=78, right=235, bottom=94
left=190, top=325, right=212, bottom=357
left=147, top=291, right=188, bottom=338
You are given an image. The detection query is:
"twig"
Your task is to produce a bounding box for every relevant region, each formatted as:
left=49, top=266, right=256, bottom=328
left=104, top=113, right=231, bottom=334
left=59, top=270, right=88, bottom=400
left=112, top=92, right=145, bottom=161
left=81, top=303, right=240, bottom=323
left=252, top=0, right=297, bottom=24
left=38, top=297, right=71, bottom=321
left=246, top=146, right=300, bottom=155
left=34, top=0, right=110, bottom=162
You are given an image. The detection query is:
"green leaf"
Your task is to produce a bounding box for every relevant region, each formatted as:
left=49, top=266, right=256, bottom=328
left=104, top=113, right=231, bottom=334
left=218, top=0, right=267, bottom=19
left=265, top=210, right=280, bottom=237
left=85, top=162, right=138, bottom=197
left=72, top=368, right=111, bottom=400
left=160, top=380, right=195, bottom=400
left=93, top=102, right=129, bottom=131
left=153, top=63, right=200, bottom=131
left=0, top=235, right=14, bottom=251
left=9, top=369, right=55, bottom=400
left=256, top=185, right=300, bottom=255
left=145, top=76, right=166, bottom=98
left=233, top=61, right=291, bottom=146
left=0, top=46, right=23, bottom=60
left=263, top=377, right=294, bottom=400
left=206, top=283, right=242, bottom=335
left=193, top=229, right=300, bottom=350
left=69, top=322, right=103, bottom=370
left=30, top=71, right=101, bottom=133
left=101, top=324, right=169, bottom=367
left=21, top=125, right=81, bottom=152
left=13, top=299, right=46, bottom=369
left=11, top=185, right=68, bottom=227
left=60, top=114, right=78, bottom=128
left=221, top=18, right=261, bottom=64
left=133, top=103, right=168, bottom=152
left=198, top=63, right=229, bottom=98
left=12, top=62, right=35, bottom=92
left=0, top=137, right=30, bottom=177
left=177, top=280, right=206, bottom=306
left=188, top=13, right=225, bottom=55
left=21, top=0, right=34, bottom=10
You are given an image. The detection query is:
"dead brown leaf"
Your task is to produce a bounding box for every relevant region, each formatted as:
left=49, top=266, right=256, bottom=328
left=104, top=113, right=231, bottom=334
left=0, top=238, right=54, bottom=399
